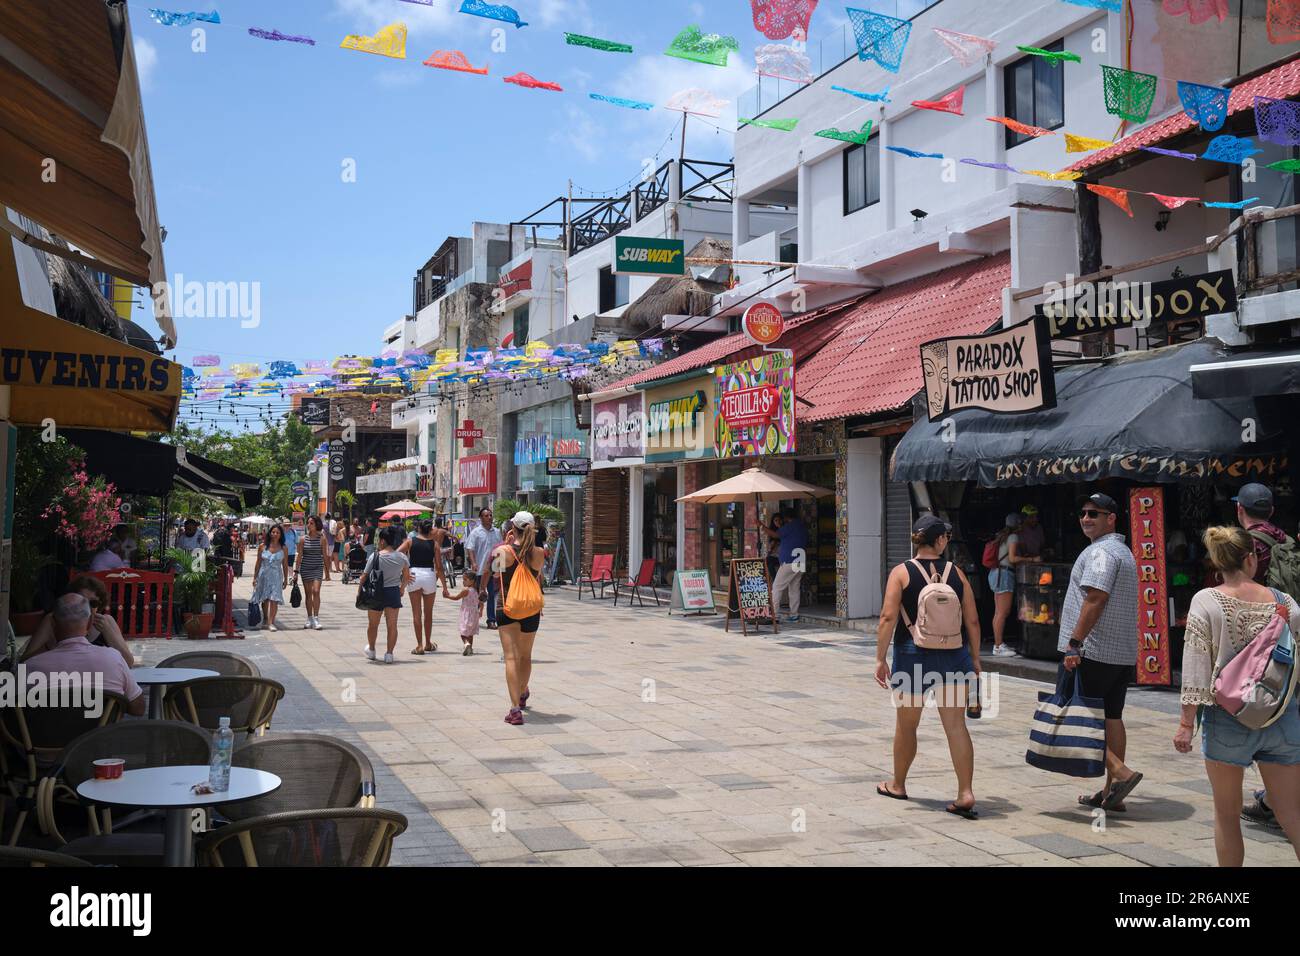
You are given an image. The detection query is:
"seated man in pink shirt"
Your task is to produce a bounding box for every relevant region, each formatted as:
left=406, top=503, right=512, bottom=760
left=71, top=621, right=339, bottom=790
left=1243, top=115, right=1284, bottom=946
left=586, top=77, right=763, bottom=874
left=24, top=594, right=146, bottom=717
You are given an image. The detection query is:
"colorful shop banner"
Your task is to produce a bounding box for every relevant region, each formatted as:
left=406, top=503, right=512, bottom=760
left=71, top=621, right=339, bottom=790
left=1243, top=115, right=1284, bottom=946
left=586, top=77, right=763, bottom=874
left=643, top=374, right=715, bottom=463
left=613, top=236, right=686, bottom=276
left=715, top=352, right=796, bottom=458
left=592, top=393, right=645, bottom=467
left=1036, top=269, right=1237, bottom=339
left=670, top=569, right=716, bottom=615
left=553, top=438, right=583, bottom=456
left=919, top=317, right=1056, bottom=422
left=515, top=433, right=550, bottom=465
left=458, top=454, right=497, bottom=496
left=1131, top=487, right=1171, bottom=687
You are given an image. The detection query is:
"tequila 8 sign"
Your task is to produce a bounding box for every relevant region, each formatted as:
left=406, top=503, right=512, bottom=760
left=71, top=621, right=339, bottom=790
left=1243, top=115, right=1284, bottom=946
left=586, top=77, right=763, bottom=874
left=742, top=302, right=785, bottom=347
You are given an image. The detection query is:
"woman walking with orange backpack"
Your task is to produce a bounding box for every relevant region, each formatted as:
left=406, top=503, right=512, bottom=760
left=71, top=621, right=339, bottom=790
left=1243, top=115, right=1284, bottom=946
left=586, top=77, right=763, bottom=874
left=491, top=512, right=547, bottom=726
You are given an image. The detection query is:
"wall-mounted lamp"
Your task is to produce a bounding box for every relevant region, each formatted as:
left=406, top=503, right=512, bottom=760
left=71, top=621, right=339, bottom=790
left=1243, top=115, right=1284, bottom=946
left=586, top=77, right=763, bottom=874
left=1155, top=210, right=1172, bottom=232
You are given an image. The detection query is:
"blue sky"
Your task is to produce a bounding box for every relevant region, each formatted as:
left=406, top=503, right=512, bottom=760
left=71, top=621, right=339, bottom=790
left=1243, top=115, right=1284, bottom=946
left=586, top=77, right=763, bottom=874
left=128, top=0, right=914, bottom=382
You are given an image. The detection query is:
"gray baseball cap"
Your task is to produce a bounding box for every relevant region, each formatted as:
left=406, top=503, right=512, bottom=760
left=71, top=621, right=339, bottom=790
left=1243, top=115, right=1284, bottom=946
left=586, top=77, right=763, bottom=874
left=1233, top=483, right=1273, bottom=515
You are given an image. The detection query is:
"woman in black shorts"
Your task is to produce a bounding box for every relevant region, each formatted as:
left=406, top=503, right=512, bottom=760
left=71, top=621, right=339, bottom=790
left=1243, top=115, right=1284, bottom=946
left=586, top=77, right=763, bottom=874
left=492, top=512, right=547, bottom=726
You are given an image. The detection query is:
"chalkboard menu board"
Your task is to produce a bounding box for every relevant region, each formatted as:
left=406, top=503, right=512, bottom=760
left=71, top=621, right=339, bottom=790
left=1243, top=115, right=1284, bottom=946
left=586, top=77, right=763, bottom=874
left=726, top=558, right=777, bottom=635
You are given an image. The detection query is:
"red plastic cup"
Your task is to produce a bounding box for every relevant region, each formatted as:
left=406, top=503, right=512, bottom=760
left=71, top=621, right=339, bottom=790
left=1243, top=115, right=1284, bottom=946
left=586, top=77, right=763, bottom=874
left=92, top=758, right=125, bottom=780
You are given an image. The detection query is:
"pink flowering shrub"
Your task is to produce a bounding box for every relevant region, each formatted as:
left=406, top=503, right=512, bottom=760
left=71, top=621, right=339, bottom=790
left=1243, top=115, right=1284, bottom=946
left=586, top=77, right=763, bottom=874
left=41, top=457, right=122, bottom=553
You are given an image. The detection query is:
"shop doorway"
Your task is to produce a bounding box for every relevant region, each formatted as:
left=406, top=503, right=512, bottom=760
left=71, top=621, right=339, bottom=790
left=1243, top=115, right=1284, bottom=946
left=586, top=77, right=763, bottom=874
left=642, top=466, right=678, bottom=585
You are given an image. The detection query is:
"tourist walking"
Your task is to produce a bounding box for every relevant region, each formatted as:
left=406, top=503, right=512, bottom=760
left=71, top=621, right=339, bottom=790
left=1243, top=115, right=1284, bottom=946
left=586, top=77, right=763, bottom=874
left=764, top=508, right=807, bottom=622
left=1059, top=493, right=1144, bottom=812
left=334, top=516, right=349, bottom=575
left=297, top=515, right=328, bottom=630
left=493, top=512, right=546, bottom=725
left=360, top=526, right=410, bottom=664
left=250, top=523, right=290, bottom=632
left=443, top=570, right=483, bottom=655
left=1175, top=525, right=1300, bottom=865
left=399, top=519, right=447, bottom=654
left=465, top=507, right=503, bottom=630
left=874, top=515, right=982, bottom=818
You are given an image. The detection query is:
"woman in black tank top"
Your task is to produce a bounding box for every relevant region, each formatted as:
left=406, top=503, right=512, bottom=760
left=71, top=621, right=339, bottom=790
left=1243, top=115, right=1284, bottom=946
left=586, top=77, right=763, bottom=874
left=492, top=514, right=547, bottom=727
left=874, top=514, right=982, bottom=819
left=398, top=521, right=447, bottom=654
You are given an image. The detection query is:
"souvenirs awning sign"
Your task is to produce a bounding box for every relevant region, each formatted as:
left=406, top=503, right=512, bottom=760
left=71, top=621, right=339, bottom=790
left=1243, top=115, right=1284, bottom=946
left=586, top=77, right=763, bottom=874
left=919, top=317, right=1056, bottom=422
left=1035, top=269, right=1236, bottom=339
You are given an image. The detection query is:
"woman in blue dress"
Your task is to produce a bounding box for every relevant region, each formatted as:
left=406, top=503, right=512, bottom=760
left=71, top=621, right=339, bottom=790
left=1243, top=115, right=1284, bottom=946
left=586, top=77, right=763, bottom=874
left=251, top=523, right=289, bottom=632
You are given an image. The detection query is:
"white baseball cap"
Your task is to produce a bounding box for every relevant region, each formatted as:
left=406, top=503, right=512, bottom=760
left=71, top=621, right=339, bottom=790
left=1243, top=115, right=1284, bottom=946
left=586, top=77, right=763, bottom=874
left=511, top=511, right=536, bottom=529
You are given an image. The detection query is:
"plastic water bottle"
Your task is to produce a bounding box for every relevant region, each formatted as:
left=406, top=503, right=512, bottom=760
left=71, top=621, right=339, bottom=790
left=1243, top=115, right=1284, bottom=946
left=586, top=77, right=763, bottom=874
left=209, top=717, right=233, bottom=792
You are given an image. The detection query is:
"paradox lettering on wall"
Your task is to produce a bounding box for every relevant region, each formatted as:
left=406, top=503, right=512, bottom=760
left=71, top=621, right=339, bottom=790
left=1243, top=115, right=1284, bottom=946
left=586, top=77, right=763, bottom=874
left=1037, top=269, right=1236, bottom=339
left=919, top=317, right=1057, bottom=422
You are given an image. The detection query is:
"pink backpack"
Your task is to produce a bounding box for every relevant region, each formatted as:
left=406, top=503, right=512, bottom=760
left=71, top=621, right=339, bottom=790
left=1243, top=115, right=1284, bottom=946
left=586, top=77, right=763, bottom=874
left=1213, top=590, right=1299, bottom=730
left=900, top=560, right=964, bottom=650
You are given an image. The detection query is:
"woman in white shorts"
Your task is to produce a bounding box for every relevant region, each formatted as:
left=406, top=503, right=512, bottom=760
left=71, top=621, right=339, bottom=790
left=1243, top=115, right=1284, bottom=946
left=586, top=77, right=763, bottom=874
left=399, top=520, right=447, bottom=654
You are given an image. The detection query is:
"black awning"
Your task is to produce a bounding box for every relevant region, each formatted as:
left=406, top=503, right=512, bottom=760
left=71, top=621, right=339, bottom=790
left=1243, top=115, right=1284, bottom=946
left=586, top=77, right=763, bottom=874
left=892, top=337, right=1291, bottom=487
left=1191, top=347, right=1300, bottom=400
left=63, top=430, right=260, bottom=506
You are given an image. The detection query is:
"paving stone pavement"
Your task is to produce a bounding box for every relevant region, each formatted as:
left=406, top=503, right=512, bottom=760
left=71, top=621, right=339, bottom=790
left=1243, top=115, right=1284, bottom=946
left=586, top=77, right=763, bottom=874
left=130, top=577, right=1297, bottom=868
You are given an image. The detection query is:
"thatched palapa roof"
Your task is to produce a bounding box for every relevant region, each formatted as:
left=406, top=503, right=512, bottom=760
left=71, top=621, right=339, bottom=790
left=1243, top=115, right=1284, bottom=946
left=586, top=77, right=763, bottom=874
left=622, top=237, right=731, bottom=327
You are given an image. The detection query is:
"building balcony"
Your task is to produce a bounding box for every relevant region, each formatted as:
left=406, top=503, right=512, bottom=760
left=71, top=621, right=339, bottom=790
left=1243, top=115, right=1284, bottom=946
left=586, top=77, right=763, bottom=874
left=356, top=468, right=417, bottom=496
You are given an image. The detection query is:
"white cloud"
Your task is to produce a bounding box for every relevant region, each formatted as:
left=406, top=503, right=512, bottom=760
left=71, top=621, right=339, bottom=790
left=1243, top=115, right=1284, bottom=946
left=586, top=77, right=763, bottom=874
left=332, top=0, right=457, bottom=41
left=552, top=104, right=603, bottom=163
left=534, top=0, right=593, bottom=33
left=134, top=36, right=158, bottom=90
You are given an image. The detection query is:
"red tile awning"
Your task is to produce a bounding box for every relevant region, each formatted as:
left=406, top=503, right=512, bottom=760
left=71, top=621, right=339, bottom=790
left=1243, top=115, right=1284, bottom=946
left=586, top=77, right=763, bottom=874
left=1069, top=55, right=1300, bottom=175
left=798, top=253, right=1011, bottom=422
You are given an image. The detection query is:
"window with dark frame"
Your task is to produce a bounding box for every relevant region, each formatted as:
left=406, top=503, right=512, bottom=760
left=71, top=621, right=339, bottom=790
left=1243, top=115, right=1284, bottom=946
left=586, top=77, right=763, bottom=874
left=843, top=137, right=881, bottom=216
left=1003, top=38, right=1066, bottom=149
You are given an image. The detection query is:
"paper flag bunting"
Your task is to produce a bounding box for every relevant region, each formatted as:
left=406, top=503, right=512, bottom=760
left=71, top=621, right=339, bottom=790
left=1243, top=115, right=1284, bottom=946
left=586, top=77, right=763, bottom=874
left=1016, top=45, right=1081, bottom=66
left=1203, top=198, right=1261, bottom=208
left=590, top=93, right=654, bottom=110
left=1065, top=133, right=1114, bottom=152
left=847, top=9, right=912, bottom=73
left=1254, top=95, right=1300, bottom=146
left=1063, top=0, right=1121, bottom=9
left=459, top=0, right=527, bottom=29
left=831, top=85, right=890, bottom=102
left=1021, top=169, right=1084, bottom=181
left=1268, top=0, right=1300, bottom=43
left=248, top=27, right=315, bottom=45
left=665, top=88, right=728, bottom=117
left=755, top=44, right=815, bottom=83
left=987, top=115, right=1056, bottom=137
left=815, top=121, right=874, bottom=145
left=1142, top=145, right=1199, bottom=160
left=1176, top=81, right=1230, bottom=132
left=1086, top=184, right=1133, bottom=217
left=148, top=8, right=220, bottom=27
left=960, top=159, right=1018, bottom=172
left=1267, top=158, right=1300, bottom=172
left=931, top=27, right=996, bottom=67
left=503, top=72, right=562, bottom=91
left=1101, top=65, right=1158, bottom=123
left=1149, top=193, right=1199, bottom=209
left=1202, top=134, right=1263, bottom=163
left=340, top=21, right=407, bottom=59
left=423, top=50, right=489, bottom=75
left=565, top=33, right=632, bottom=53
left=740, top=117, right=799, bottom=131
left=751, top=0, right=819, bottom=41
left=664, top=26, right=740, bottom=66
left=1162, top=0, right=1229, bottom=24
left=887, top=146, right=943, bottom=159
left=912, top=86, right=964, bottom=116
left=192, top=355, right=220, bottom=367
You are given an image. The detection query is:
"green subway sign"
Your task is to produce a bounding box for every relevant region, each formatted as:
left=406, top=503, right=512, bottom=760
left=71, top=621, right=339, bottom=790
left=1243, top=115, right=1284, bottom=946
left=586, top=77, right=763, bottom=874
left=613, top=236, right=686, bottom=276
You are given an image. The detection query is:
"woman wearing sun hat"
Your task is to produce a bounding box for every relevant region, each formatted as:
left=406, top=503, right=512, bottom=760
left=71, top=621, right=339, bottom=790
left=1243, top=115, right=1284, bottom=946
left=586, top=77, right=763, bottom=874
left=491, top=511, right=547, bottom=726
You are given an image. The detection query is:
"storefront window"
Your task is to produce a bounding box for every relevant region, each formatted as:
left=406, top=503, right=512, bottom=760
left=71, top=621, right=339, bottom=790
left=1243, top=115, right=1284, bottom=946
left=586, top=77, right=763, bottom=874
left=512, top=398, right=582, bottom=493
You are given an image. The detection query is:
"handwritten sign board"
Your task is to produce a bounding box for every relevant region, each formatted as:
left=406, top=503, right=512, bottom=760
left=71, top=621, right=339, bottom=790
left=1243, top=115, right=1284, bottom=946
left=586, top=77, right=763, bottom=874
left=726, top=558, right=777, bottom=635
left=1130, top=487, right=1171, bottom=686
left=919, top=317, right=1056, bottom=422
left=670, top=569, right=716, bottom=615
left=1036, top=269, right=1236, bottom=339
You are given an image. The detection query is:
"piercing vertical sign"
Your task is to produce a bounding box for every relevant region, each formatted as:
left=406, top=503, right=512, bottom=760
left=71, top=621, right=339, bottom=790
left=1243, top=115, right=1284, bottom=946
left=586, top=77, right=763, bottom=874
left=1130, top=487, right=1171, bottom=686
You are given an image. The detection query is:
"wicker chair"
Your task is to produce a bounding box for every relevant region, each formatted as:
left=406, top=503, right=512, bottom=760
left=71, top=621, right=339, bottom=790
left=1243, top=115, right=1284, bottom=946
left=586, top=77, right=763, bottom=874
left=0, top=846, right=93, bottom=867
left=162, top=676, right=285, bottom=739
left=0, top=694, right=126, bottom=847
left=157, top=650, right=261, bottom=678
left=224, top=734, right=374, bottom=821
left=41, top=720, right=211, bottom=865
left=198, top=808, right=407, bottom=867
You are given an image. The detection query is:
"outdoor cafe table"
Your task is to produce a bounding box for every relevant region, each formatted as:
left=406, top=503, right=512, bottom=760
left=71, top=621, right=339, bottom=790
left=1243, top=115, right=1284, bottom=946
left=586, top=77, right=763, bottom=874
left=77, top=766, right=281, bottom=867
left=130, top=667, right=219, bottom=719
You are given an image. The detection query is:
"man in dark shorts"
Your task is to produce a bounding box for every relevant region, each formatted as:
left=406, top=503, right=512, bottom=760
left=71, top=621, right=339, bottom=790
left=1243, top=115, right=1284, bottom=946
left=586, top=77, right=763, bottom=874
left=1057, top=492, right=1144, bottom=813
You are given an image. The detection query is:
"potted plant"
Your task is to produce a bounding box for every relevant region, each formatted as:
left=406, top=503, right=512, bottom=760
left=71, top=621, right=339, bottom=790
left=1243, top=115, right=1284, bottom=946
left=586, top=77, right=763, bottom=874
left=8, top=537, right=55, bottom=636
left=166, top=547, right=218, bottom=639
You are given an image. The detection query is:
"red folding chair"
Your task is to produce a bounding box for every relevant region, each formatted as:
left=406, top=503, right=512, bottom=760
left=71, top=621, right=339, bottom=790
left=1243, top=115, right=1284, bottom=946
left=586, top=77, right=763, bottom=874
left=577, top=553, right=614, bottom=600
left=88, top=569, right=175, bottom=639
left=614, top=558, right=660, bottom=607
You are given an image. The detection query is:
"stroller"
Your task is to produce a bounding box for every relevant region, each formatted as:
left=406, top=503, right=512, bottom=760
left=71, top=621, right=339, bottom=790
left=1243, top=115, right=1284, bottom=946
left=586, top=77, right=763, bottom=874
left=342, top=539, right=369, bottom=585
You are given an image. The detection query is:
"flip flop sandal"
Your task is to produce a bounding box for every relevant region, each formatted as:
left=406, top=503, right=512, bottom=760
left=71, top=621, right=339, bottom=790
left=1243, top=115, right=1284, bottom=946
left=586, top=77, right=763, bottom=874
left=1102, top=772, right=1143, bottom=811
left=946, top=802, right=979, bottom=820
left=1079, top=791, right=1126, bottom=812
left=876, top=783, right=908, bottom=801
left=410, top=648, right=424, bottom=656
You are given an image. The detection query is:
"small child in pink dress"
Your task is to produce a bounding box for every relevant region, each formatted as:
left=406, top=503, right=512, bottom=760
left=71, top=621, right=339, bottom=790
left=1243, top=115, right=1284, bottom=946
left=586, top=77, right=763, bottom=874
left=444, top=571, right=484, bottom=655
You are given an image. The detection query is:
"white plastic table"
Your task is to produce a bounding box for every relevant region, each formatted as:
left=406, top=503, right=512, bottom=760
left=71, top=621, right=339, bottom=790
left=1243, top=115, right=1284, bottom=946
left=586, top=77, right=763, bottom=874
left=130, top=667, right=219, bottom=718
left=77, top=765, right=281, bottom=866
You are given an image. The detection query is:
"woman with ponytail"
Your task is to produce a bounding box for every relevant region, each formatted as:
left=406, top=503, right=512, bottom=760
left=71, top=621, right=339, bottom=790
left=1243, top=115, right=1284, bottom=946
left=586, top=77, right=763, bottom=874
left=490, top=512, right=547, bottom=726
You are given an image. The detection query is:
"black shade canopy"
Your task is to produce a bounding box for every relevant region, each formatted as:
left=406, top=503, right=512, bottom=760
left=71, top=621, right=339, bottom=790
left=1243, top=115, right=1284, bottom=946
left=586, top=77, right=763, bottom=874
left=63, top=430, right=261, bottom=507
left=892, top=338, right=1292, bottom=488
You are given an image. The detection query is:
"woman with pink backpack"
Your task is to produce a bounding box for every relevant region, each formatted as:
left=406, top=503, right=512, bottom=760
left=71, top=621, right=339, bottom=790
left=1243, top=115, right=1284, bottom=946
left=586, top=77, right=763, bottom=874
left=874, top=514, right=983, bottom=819
left=1175, top=525, right=1300, bottom=865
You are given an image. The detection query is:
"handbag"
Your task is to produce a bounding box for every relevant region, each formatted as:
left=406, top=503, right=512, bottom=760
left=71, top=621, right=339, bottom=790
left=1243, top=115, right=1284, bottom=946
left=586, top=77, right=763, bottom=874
left=355, top=553, right=385, bottom=612
left=1025, top=668, right=1106, bottom=778
left=246, top=601, right=261, bottom=629
left=501, top=548, right=544, bottom=619
left=1213, top=588, right=1298, bottom=729
left=290, top=575, right=302, bottom=609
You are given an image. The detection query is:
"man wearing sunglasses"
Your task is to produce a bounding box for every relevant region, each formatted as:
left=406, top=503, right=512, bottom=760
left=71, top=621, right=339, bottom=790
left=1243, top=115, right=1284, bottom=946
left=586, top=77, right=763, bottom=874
left=1057, top=492, right=1143, bottom=812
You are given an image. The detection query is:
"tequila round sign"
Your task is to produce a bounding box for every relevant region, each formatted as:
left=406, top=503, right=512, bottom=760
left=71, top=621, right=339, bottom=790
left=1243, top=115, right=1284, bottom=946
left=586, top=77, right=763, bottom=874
left=742, top=302, right=785, bottom=347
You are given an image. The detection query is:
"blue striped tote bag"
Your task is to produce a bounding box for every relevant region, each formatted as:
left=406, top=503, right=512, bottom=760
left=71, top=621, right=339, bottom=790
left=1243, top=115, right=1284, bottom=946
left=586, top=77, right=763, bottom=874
left=1025, top=669, right=1106, bottom=777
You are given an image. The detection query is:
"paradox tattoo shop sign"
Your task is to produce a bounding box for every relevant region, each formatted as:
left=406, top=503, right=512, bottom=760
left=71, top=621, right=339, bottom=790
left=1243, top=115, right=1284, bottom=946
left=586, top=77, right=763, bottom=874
left=920, top=317, right=1056, bottom=422
left=1036, top=270, right=1236, bottom=339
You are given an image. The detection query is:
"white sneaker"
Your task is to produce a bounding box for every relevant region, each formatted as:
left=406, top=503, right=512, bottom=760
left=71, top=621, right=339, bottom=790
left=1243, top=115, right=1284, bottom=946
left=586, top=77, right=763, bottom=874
left=312, top=617, right=323, bottom=630
left=268, top=624, right=278, bottom=632
left=365, top=647, right=376, bottom=661
left=303, top=619, right=312, bottom=630
left=992, top=644, right=1019, bottom=658
left=383, top=653, right=394, bottom=664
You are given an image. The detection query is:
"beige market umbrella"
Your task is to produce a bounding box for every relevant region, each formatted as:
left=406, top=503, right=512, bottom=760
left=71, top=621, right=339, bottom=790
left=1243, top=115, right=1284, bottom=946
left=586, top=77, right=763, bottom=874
left=374, top=500, right=429, bottom=515
left=677, top=467, right=833, bottom=558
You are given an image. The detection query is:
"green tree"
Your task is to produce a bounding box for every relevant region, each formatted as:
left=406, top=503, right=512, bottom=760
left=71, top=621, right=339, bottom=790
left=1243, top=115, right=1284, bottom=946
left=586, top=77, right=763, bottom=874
left=335, top=489, right=356, bottom=522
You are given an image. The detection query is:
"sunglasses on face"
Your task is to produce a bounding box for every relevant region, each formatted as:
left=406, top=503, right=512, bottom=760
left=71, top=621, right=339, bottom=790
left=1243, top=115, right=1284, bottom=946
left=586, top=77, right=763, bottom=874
left=1078, top=509, right=1109, bottom=519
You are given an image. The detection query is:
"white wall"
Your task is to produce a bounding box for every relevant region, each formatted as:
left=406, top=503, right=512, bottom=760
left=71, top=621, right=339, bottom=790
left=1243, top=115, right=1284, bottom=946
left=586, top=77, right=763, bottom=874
left=847, top=437, right=884, bottom=618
